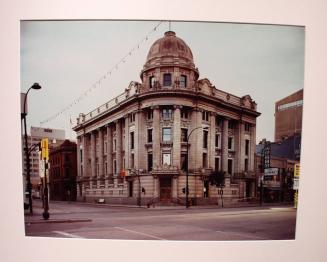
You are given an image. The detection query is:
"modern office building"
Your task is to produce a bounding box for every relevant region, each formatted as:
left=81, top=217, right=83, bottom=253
left=73, top=31, right=260, bottom=206
left=274, top=89, right=303, bottom=142
left=22, top=126, right=65, bottom=195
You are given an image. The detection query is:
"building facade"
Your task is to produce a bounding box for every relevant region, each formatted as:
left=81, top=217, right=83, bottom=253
left=49, top=140, right=77, bottom=201
left=73, top=31, right=260, bottom=206
left=22, top=126, right=65, bottom=196
left=274, top=89, right=303, bottom=142
left=256, top=137, right=300, bottom=203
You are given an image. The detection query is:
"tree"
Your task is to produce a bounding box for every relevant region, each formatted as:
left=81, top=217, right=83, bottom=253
left=208, top=170, right=226, bottom=207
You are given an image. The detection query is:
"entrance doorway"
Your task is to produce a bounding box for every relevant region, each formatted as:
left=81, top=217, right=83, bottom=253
left=159, top=177, right=171, bottom=203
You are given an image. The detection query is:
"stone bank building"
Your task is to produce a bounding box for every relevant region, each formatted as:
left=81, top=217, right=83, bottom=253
left=73, top=31, right=260, bottom=206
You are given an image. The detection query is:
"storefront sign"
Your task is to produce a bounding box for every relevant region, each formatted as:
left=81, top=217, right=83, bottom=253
left=264, top=167, right=279, bottom=176
left=293, top=178, right=299, bottom=190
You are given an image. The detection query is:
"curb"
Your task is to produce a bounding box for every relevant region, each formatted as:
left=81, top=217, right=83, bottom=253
left=25, top=218, right=92, bottom=224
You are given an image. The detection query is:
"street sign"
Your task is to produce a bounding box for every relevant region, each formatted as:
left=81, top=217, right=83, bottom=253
left=264, top=167, right=279, bottom=176
left=41, top=138, right=49, bottom=160
left=39, top=159, right=45, bottom=178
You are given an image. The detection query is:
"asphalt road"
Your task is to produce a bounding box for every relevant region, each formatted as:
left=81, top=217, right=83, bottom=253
left=25, top=200, right=297, bottom=241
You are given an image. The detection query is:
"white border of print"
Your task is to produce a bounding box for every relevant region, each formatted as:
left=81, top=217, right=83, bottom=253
left=1, top=0, right=327, bottom=262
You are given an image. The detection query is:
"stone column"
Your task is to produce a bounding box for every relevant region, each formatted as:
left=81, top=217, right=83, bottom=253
left=124, top=117, right=129, bottom=170
left=82, top=134, right=88, bottom=176
left=77, top=136, right=81, bottom=177
left=195, top=110, right=203, bottom=170
left=152, top=106, right=160, bottom=168
left=172, top=177, right=178, bottom=199
left=209, top=113, right=216, bottom=170
left=221, top=118, right=229, bottom=173
left=137, top=110, right=146, bottom=170
left=189, top=108, right=202, bottom=171
left=116, top=119, right=122, bottom=175
left=134, top=112, right=139, bottom=170
left=98, top=127, right=104, bottom=177
left=91, top=131, right=96, bottom=177
left=250, top=124, right=256, bottom=171
left=107, top=124, right=113, bottom=176
left=173, top=106, right=181, bottom=168
left=153, top=177, right=159, bottom=198
left=239, top=122, right=245, bottom=172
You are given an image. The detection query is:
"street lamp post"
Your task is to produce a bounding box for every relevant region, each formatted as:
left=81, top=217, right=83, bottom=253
left=185, top=126, right=208, bottom=208
left=22, top=83, right=42, bottom=215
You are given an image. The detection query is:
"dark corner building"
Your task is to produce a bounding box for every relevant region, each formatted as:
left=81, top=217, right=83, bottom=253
left=256, top=88, right=303, bottom=203
left=49, top=140, right=77, bottom=201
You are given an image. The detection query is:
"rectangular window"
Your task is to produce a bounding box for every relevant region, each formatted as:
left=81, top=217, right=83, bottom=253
left=162, top=152, right=171, bottom=165
left=130, top=113, right=136, bottom=123
left=162, top=128, right=172, bottom=142
left=149, top=76, right=155, bottom=89
left=163, top=73, right=172, bottom=86
left=203, top=130, right=208, bottom=148
left=215, top=157, right=220, bottom=171
left=215, top=133, right=220, bottom=148
left=228, top=159, right=233, bottom=175
left=181, top=108, right=189, bottom=119
left=228, top=137, right=233, bottom=150
left=130, top=132, right=134, bottom=149
left=105, top=162, right=107, bottom=175
left=245, top=139, right=250, bottom=156
left=228, top=121, right=235, bottom=129
left=104, top=142, right=107, bottom=154
left=80, top=149, right=83, bottom=163
left=162, top=108, right=172, bottom=119
left=129, top=181, right=133, bottom=197
left=181, top=153, right=188, bottom=171
left=114, top=139, right=116, bottom=151
left=202, top=111, right=209, bottom=121
left=131, top=153, right=134, bottom=168
left=244, top=123, right=251, bottom=132
left=147, top=129, right=153, bottom=143
left=215, top=116, right=222, bottom=127
left=245, top=158, right=249, bottom=172
left=181, top=128, right=188, bottom=142
left=113, top=160, right=117, bottom=174
left=147, top=109, right=153, bottom=120
left=180, top=75, right=187, bottom=87
left=203, top=153, right=208, bottom=168
left=148, top=153, right=153, bottom=171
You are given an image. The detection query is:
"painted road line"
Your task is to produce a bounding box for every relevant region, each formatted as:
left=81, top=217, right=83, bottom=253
left=53, top=231, right=84, bottom=239
left=114, top=226, right=166, bottom=240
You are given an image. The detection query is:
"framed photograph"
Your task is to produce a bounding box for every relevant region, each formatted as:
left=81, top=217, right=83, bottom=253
left=1, top=0, right=326, bottom=261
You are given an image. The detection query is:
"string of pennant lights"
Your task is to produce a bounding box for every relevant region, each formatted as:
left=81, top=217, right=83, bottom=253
left=40, top=21, right=165, bottom=126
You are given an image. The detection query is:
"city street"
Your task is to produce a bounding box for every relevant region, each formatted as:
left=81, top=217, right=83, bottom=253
left=25, top=200, right=296, bottom=240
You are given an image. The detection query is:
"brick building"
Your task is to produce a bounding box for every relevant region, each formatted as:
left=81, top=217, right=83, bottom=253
left=49, top=140, right=77, bottom=201
left=73, top=31, right=260, bottom=206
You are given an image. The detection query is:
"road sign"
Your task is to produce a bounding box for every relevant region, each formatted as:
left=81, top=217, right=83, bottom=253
left=41, top=138, right=49, bottom=160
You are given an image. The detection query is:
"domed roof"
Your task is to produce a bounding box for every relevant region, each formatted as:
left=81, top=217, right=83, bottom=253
left=142, top=31, right=197, bottom=74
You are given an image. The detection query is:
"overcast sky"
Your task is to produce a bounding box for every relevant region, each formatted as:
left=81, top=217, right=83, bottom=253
left=20, top=20, right=304, bottom=141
